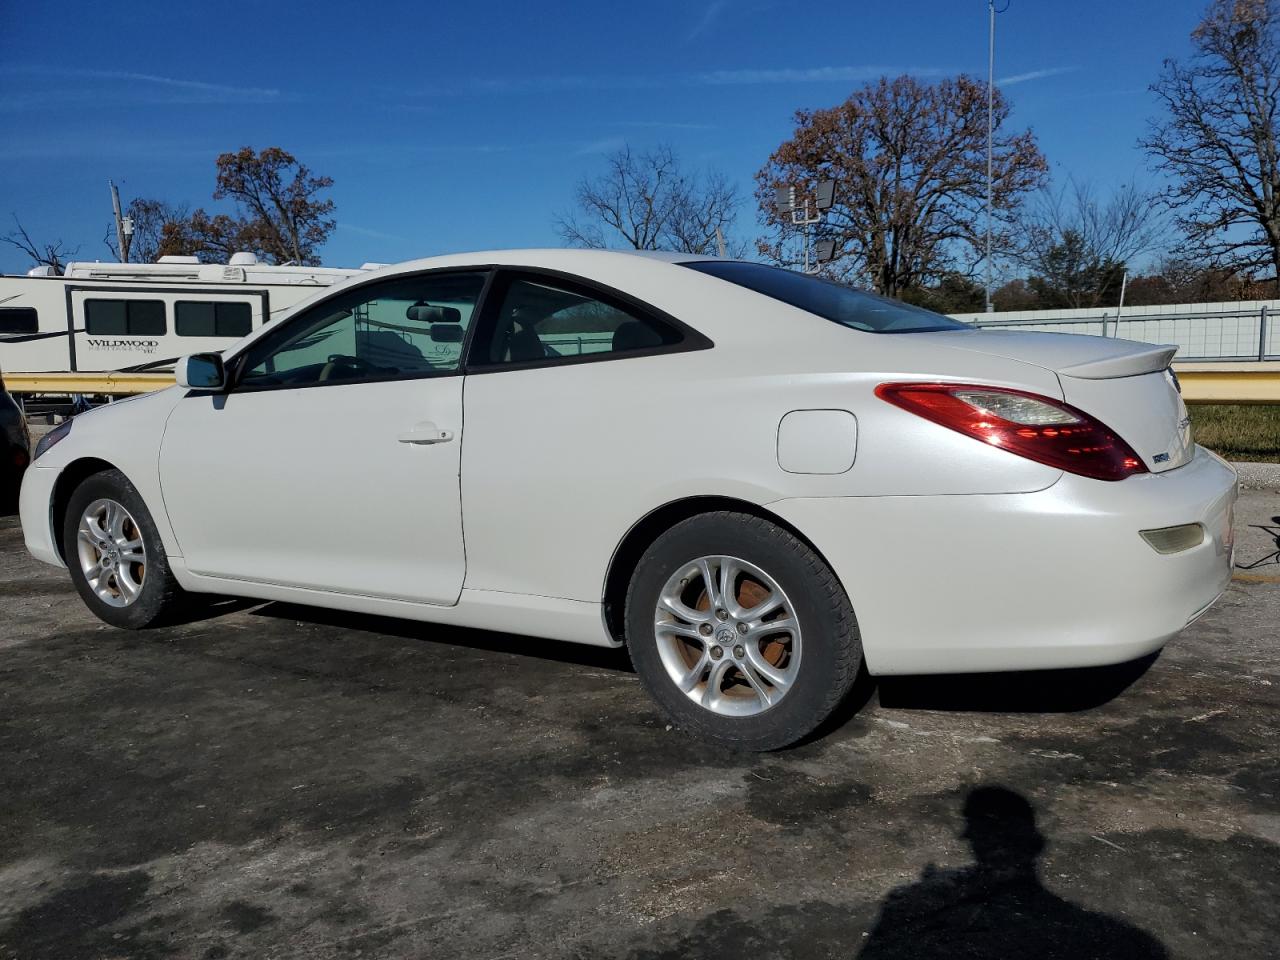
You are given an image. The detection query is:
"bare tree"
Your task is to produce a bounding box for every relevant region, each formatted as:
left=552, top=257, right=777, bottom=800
left=1, top=215, right=79, bottom=273
left=1142, top=0, right=1280, bottom=277
left=1018, top=178, right=1165, bottom=307
left=104, top=198, right=192, bottom=264
left=755, top=75, right=1047, bottom=296
left=557, top=145, right=745, bottom=255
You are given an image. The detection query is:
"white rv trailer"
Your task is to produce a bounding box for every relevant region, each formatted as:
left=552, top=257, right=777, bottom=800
left=0, top=253, right=377, bottom=376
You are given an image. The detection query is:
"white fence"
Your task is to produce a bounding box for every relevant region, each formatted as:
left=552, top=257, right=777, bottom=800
left=951, top=301, right=1279, bottom=361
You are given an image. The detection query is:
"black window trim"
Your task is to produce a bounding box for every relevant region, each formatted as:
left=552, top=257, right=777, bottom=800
left=215, top=264, right=714, bottom=395
left=223, top=266, right=497, bottom=394
left=62, top=284, right=271, bottom=374
left=0, top=306, right=39, bottom=336
left=679, top=259, right=968, bottom=335
left=462, top=266, right=714, bottom=376
left=84, top=297, right=168, bottom=337
left=174, top=299, right=255, bottom=339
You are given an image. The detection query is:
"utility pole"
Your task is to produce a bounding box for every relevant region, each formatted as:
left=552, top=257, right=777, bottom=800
left=1113, top=270, right=1128, bottom=339
left=985, top=0, right=996, bottom=312
left=109, top=180, right=132, bottom=264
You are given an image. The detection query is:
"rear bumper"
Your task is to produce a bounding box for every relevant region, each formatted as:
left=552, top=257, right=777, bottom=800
left=771, top=446, right=1238, bottom=675
left=19, top=464, right=63, bottom=567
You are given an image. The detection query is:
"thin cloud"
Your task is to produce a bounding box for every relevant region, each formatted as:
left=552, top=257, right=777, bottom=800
left=0, top=65, right=283, bottom=103
left=305, top=143, right=515, bottom=159
left=337, top=223, right=409, bottom=243
left=0, top=135, right=215, bottom=161
left=696, top=64, right=949, bottom=85
left=686, top=1, right=730, bottom=42
left=610, top=120, right=718, bottom=130
left=1038, top=87, right=1147, bottom=105
left=400, top=64, right=950, bottom=98
left=997, top=66, right=1079, bottom=86
left=576, top=136, right=627, bottom=156
left=462, top=75, right=663, bottom=95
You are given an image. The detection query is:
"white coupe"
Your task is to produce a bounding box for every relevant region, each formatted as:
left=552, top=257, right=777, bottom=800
left=21, top=250, right=1238, bottom=749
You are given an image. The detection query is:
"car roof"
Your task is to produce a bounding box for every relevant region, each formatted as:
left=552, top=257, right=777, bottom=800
left=277, top=248, right=728, bottom=314
left=368, top=247, right=721, bottom=274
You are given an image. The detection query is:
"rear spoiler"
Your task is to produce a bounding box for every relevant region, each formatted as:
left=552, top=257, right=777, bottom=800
left=1057, top=343, right=1178, bottom=380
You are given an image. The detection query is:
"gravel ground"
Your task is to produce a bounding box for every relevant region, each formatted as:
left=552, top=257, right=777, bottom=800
left=1231, top=459, right=1280, bottom=490
left=0, top=491, right=1277, bottom=959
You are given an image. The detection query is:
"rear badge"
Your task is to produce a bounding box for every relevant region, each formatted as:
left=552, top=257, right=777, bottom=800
left=1153, top=452, right=1171, bottom=463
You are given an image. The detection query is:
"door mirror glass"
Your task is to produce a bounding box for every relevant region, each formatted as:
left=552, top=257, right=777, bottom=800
left=176, top=353, right=226, bottom=390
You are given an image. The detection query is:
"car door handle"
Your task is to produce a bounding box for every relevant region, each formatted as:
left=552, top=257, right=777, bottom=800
left=397, top=422, right=454, bottom=445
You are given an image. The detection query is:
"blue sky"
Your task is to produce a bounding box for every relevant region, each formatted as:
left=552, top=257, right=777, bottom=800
left=0, top=0, right=1208, bottom=274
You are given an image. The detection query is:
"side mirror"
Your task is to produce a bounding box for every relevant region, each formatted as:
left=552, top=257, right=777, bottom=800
left=175, top=353, right=227, bottom=391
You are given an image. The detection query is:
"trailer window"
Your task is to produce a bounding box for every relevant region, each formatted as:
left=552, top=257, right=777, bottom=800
left=85, top=299, right=166, bottom=336
left=0, top=307, right=38, bottom=335
left=175, top=301, right=253, bottom=338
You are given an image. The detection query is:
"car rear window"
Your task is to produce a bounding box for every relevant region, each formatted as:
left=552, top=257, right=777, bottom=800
left=681, top=261, right=968, bottom=334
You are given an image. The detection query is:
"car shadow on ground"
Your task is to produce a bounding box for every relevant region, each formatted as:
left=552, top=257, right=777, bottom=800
left=875, top=653, right=1161, bottom=714
left=244, top=602, right=1157, bottom=721
left=248, top=600, right=635, bottom=673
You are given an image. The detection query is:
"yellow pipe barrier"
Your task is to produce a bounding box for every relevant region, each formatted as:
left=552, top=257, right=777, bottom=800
left=4, top=371, right=175, bottom=396
left=3, top=363, right=1278, bottom=404
left=1173, top=362, right=1280, bottom=404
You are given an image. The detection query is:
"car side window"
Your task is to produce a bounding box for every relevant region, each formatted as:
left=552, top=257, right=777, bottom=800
left=237, top=271, right=487, bottom=389
left=476, top=274, right=682, bottom=367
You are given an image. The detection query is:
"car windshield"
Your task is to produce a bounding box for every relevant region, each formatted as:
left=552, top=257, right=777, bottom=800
left=681, top=260, right=968, bottom=334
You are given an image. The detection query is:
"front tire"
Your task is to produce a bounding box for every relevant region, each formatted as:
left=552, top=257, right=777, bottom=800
left=62, top=469, right=186, bottom=629
left=625, top=511, right=862, bottom=751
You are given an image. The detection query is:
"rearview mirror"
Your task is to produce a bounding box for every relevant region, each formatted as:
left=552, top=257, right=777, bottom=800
left=406, top=303, right=462, bottom=324
left=175, top=353, right=227, bottom=391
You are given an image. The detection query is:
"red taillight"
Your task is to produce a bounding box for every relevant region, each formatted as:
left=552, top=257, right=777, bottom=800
left=875, top=382, right=1148, bottom=482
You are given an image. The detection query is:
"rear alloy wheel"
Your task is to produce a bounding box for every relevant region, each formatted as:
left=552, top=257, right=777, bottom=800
left=63, top=469, right=186, bottom=629
left=654, top=555, right=802, bottom=717
left=626, top=511, right=861, bottom=750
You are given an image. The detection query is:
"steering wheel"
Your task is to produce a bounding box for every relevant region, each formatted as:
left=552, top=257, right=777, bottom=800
left=318, top=353, right=374, bottom=382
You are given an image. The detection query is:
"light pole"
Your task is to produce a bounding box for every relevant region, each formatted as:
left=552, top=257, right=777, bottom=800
left=985, top=0, right=997, bottom=312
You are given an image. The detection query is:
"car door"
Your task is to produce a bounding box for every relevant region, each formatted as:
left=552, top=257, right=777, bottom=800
left=458, top=268, right=710, bottom=601
left=158, top=269, right=489, bottom=604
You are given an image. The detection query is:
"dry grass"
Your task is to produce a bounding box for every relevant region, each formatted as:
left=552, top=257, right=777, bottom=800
left=1188, top=404, right=1280, bottom=463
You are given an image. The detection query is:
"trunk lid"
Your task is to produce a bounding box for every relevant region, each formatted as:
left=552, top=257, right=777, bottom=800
left=919, top=329, right=1194, bottom=473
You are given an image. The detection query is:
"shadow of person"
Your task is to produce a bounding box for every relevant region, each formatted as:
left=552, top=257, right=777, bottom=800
left=857, top=786, right=1167, bottom=959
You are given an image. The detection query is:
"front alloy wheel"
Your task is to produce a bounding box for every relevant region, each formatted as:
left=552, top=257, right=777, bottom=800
left=76, top=498, right=148, bottom=607
left=63, top=468, right=186, bottom=629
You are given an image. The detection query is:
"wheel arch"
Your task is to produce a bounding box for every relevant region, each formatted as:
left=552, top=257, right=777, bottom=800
left=50, top=457, right=126, bottom=563
left=601, top=495, right=848, bottom=643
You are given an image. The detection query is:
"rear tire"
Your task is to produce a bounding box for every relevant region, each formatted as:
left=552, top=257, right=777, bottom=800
left=625, top=511, right=862, bottom=751
left=62, top=469, right=186, bottom=629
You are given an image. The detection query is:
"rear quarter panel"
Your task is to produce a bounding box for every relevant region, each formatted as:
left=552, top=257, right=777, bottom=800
left=1059, top=370, right=1193, bottom=472
left=459, top=263, right=1065, bottom=604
